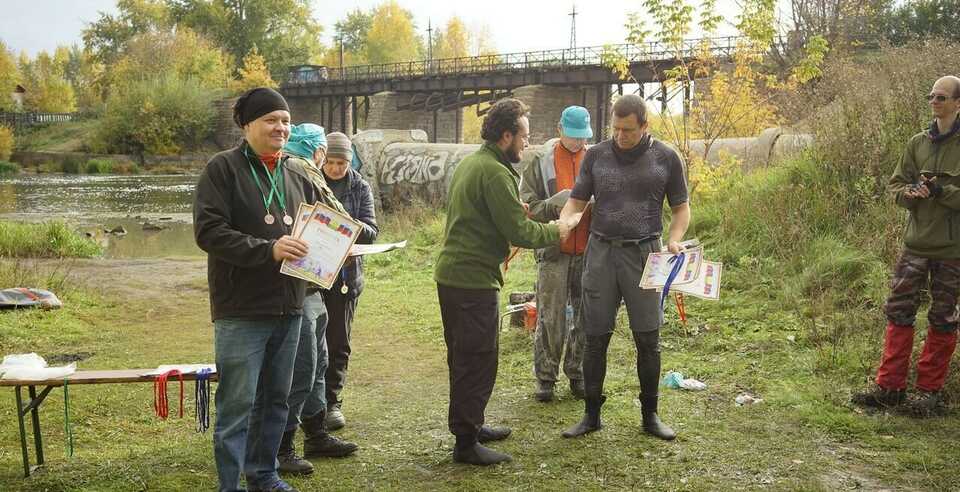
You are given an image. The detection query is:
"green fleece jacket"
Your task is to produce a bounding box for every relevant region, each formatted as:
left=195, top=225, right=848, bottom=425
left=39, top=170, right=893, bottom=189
left=889, top=127, right=960, bottom=259
left=434, top=142, right=560, bottom=289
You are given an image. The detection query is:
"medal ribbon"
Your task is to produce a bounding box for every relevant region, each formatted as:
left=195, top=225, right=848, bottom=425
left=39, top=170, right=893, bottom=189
left=195, top=368, right=212, bottom=433
left=245, top=149, right=287, bottom=218
left=660, top=252, right=686, bottom=310
left=153, top=369, right=184, bottom=420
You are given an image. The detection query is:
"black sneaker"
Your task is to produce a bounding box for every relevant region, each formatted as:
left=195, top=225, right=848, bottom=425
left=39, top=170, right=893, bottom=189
left=452, top=443, right=512, bottom=466
left=477, top=425, right=511, bottom=443
left=851, top=385, right=906, bottom=408
left=248, top=479, right=299, bottom=492
left=304, top=434, right=358, bottom=458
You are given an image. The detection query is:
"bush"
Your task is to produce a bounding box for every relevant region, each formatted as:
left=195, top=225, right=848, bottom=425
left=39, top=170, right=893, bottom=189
left=0, top=220, right=102, bottom=258
left=804, top=39, right=960, bottom=190
left=0, top=161, right=19, bottom=174
left=93, top=74, right=219, bottom=156
left=0, top=125, right=13, bottom=161
left=84, top=158, right=113, bottom=174
left=60, top=156, right=86, bottom=174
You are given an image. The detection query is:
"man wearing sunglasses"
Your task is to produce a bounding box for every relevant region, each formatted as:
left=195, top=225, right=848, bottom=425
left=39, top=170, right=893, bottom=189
left=853, top=75, right=960, bottom=416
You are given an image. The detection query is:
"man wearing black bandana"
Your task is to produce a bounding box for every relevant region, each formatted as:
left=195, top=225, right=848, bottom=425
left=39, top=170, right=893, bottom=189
left=194, top=87, right=321, bottom=492
left=558, top=94, right=690, bottom=441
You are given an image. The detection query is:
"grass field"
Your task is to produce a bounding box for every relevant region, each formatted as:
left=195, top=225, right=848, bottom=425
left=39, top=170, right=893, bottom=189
left=0, top=196, right=957, bottom=490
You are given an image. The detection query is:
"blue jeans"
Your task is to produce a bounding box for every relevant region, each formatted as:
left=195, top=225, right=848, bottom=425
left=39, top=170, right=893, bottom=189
left=287, top=292, right=329, bottom=430
left=213, top=316, right=300, bottom=492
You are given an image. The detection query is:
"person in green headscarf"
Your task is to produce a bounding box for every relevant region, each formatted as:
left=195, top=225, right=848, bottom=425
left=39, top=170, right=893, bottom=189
left=274, top=124, right=357, bottom=477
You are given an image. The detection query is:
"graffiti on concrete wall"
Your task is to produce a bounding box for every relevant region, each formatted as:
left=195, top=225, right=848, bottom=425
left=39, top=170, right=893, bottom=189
left=380, top=146, right=476, bottom=186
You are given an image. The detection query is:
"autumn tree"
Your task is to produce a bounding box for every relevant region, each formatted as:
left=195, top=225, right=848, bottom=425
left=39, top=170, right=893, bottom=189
left=19, top=49, right=77, bottom=113
left=433, top=17, right=470, bottom=59
left=166, top=0, right=324, bottom=79
left=365, top=1, right=423, bottom=64
left=231, top=47, right=278, bottom=94
left=106, top=28, right=231, bottom=92
left=63, top=45, right=104, bottom=112
left=0, top=40, right=21, bottom=112
left=83, top=0, right=171, bottom=66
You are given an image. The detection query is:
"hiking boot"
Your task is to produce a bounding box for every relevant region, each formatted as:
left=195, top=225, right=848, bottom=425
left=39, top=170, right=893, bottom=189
left=277, top=429, right=314, bottom=476
left=851, top=385, right=906, bottom=408
left=301, top=411, right=358, bottom=458
left=903, top=391, right=948, bottom=417
left=562, top=396, right=605, bottom=438
left=453, top=443, right=512, bottom=466
left=325, top=403, right=346, bottom=430
left=477, top=425, right=511, bottom=443
left=535, top=380, right=555, bottom=402
left=569, top=379, right=585, bottom=399
left=642, top=411, right=677, bottom=441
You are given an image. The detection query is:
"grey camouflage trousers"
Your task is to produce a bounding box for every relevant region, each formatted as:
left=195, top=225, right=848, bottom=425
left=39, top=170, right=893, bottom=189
left=533, top=251, right=585, bottom=383
left=884, top=251, right=960, bottom=330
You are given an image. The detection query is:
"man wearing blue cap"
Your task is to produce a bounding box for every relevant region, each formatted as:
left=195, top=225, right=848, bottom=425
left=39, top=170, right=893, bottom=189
left=520, top=106, right=593, bottom=402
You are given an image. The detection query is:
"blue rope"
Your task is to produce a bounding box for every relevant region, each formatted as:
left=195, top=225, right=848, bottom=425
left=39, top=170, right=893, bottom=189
left=195, top=369, right=212, bottom=433
left=660, top=252, right=686, bottom=310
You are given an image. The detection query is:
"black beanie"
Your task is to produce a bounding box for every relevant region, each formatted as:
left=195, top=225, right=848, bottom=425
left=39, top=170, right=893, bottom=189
left=233, top=87, right=290, bottom=128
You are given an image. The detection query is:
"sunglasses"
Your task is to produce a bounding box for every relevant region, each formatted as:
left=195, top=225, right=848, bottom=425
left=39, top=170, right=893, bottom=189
left=926, top=93, right=955, bottom=102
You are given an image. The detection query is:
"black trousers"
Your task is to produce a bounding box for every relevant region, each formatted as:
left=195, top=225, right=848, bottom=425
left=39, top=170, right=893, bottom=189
left=324, top=289, right=358, bottom=407
left=437, top=283, right=499, bottom=444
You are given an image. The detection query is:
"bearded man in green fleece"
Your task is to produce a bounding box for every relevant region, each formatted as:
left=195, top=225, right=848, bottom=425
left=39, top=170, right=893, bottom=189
left=434, top=98, right=574, bottom=465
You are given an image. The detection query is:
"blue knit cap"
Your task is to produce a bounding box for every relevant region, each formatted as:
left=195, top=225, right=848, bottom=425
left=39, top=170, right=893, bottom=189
left=284, top=123, right=327, bottom=160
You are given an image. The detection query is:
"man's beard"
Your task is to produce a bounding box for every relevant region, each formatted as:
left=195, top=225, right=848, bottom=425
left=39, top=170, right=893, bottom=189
left=507, top=142, right=523, bottom=163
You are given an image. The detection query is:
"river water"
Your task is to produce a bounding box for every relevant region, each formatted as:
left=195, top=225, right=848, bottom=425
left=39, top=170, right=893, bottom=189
left=0, top=174, right=201, bottom=258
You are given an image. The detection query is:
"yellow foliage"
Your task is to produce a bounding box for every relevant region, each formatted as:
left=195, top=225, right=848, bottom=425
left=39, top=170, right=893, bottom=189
left=0, top=126, right=13, bottom=161
left=434, top=17, right=470, bottom=59
left=230, top=48, right=278, bottom=94
left=691, top=68, right=779, bottom=140
left=107, top=29, right=230, bottom=91
left=688, top=149, right=741, bottom=199
left=462, top=108, right=483, bottom=144
left=365, top=1, right=421, bottom=64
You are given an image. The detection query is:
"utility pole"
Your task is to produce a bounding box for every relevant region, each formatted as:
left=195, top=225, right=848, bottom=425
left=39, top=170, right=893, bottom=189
left=427, top=19, right=434, bottom=62
left=569, top=4, right=578, bottom=49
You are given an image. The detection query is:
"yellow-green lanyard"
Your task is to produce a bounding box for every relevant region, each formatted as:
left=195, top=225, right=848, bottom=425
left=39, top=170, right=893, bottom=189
left=245, top=149, right=286, bottom=217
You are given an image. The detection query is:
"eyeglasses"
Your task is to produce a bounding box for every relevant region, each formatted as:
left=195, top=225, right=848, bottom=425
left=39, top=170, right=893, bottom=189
left=927, top=93, right=955, bottom=102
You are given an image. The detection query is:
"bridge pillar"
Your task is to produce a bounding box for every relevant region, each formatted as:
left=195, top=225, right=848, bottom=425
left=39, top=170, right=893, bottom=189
left=363, top=92, right=463, bottom=144
left=512, top=85, right=611, bottom=144
left=286, top=96, right=353, bottom=135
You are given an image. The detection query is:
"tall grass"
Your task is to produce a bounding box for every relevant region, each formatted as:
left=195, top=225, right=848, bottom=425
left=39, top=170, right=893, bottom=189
left=0, top=221, right=102, bottom=258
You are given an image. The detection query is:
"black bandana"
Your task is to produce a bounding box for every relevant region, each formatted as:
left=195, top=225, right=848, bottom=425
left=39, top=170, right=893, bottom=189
left=233, top=87, right=290, bottom=128
left=927, top=115, right=960, bottom=144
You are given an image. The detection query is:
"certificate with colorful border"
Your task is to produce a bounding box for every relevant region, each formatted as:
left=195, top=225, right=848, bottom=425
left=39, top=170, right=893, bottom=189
left=281, top=203, right=361, bottom=288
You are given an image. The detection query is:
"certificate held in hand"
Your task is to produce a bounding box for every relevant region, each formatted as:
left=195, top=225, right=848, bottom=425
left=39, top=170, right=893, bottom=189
left=281, top=202, right=361, bottom=289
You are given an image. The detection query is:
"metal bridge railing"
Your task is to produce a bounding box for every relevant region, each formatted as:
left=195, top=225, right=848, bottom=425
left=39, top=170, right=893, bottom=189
left=285, top=36, right=748, bottom=86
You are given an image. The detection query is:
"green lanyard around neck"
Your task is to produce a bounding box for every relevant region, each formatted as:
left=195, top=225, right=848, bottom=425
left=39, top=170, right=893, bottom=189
left=245, top=148, right=286, bottom=215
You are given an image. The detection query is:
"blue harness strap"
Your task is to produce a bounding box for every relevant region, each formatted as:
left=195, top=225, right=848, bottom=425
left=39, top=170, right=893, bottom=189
left=660, top=252, right=686, bottom=310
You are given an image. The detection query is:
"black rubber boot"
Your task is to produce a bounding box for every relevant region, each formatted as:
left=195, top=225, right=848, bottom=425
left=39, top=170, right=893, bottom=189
left=301, top=411, right=358, bottom=458
left=563, top=334, right=611, bottom=438
left=277, top=429, right=314, bottom=475
left=562, top=396, right=606, bottom=438
left=452, top=434, right=511, bottom=465
left=635, top=330, right=676, bottom=441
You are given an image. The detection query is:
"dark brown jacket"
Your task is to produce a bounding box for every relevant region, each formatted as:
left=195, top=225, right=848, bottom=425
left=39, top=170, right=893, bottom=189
left=193, top=142, right=321, bottom=321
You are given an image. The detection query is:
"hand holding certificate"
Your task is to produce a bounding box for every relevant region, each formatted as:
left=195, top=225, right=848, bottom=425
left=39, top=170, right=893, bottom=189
left=281, top=203, right=361, bottom=289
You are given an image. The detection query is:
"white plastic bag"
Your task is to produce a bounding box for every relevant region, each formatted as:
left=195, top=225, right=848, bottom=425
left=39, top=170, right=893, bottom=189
left=0, top=353, right=77, bottom=380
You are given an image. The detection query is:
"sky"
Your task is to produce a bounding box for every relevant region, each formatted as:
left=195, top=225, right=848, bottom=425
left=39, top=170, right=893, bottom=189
left=0, top=0, right=750, bottom=58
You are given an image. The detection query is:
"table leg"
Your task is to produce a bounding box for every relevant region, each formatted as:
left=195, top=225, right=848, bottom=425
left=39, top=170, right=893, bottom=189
left=28, top=385, right=44, bottom=466
left=15, top=386, right=31, bottom=477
